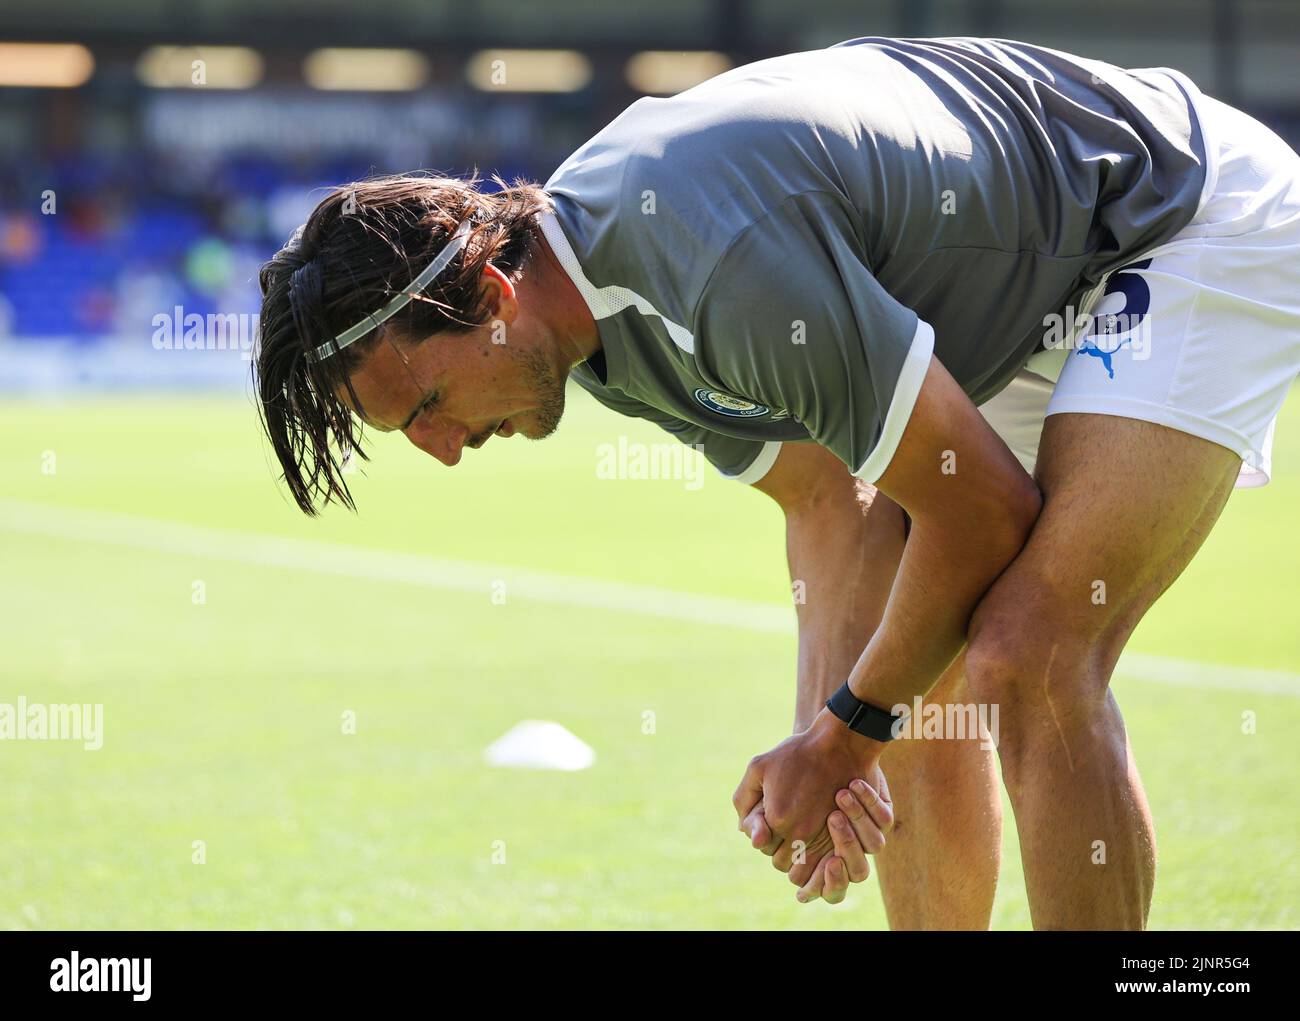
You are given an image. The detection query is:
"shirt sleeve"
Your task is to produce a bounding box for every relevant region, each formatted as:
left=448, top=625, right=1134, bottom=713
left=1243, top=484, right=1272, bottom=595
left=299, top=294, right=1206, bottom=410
left=581, top=385, right=783, bottom=484
left=692, top=191, right=934, bottom=483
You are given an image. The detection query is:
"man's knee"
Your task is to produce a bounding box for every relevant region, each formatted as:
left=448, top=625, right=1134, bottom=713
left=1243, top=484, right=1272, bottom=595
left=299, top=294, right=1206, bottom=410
left=964, top=610, right=1120, bottom=778
left=965, top=566, right=1130, bottom=704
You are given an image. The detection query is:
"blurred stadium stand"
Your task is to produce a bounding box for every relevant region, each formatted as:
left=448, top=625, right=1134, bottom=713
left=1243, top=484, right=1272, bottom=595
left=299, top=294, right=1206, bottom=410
left=0, top=0, right=1297, bottom=389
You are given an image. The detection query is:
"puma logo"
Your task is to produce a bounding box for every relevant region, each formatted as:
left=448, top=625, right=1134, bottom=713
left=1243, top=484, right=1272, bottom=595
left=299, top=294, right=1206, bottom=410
left=1076, top=335, right=1134, bottom=379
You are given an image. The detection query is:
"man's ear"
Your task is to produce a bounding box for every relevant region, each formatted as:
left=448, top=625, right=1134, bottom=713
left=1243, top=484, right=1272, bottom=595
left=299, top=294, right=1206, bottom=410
left=478, top=263, right=518, bottom=321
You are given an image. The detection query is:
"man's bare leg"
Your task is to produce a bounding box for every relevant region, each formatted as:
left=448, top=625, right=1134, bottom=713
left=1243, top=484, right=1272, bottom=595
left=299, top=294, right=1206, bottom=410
left=873, top=654, right=1002, bottom=930
left=965, top=413, right=1240, bottom=929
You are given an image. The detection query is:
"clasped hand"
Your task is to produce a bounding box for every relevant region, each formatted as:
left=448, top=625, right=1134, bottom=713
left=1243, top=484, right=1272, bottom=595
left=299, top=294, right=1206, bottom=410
left=733, top=710, right=892, bottom=904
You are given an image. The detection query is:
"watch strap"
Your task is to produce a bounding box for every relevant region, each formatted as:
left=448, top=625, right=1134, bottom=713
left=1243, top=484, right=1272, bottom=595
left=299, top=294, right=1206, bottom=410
left=825, top=682, right=901, bottom=742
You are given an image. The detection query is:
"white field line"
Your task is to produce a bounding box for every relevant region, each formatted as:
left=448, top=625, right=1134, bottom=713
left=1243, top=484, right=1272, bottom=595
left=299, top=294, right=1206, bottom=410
left=1, top=498, right=1296, bottom=698
left=0, top=498, right=794, bottom=634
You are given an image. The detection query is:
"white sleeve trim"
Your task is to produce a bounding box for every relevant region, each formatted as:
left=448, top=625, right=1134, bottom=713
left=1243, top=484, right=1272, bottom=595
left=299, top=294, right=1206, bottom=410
left=852, top=319, right=935, bottom=484
left=723, top=441, right=783, bottom=485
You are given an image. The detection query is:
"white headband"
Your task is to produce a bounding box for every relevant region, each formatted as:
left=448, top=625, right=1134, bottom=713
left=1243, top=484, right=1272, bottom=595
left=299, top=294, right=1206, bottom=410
left=308, top=217, right=474, bottom=363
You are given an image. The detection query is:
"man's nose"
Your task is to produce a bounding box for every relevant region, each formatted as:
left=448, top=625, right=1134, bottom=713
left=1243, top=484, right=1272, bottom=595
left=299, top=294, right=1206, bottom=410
left=403, top=416, right=469, bottom=467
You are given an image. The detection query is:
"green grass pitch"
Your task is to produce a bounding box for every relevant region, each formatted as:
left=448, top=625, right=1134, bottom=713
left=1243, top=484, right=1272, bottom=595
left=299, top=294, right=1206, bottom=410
left=0, top=385, right=1296, bottom=929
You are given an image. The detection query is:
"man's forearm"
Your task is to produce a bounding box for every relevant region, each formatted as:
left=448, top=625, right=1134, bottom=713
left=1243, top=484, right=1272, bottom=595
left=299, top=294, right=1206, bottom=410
left=845, top=490, right=1041, bottom=713
left=785, top=485, right=906, bottom=731
left=828, top=355, right=1045, bottom=720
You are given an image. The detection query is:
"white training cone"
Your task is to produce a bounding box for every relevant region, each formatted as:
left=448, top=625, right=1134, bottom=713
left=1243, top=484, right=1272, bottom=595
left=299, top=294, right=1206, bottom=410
left=483, top=720, right=596, bottom=771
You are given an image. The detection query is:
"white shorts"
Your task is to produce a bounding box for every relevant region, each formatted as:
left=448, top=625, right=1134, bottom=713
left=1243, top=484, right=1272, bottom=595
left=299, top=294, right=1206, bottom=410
left=982, top=81, right=1300, bottom=488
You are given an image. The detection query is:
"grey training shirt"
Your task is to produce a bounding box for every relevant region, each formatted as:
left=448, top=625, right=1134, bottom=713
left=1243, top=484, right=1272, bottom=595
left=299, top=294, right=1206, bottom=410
left=544, top=36, right=1209, bottom=483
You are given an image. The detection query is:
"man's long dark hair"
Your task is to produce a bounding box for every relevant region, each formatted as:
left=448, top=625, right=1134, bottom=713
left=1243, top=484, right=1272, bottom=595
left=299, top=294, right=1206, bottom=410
left=254, top=172, right=551, bottom=515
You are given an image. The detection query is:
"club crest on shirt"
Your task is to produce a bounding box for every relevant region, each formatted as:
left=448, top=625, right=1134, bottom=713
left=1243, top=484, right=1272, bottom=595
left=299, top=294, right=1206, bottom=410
left=692, top=388, right=770, bottom=418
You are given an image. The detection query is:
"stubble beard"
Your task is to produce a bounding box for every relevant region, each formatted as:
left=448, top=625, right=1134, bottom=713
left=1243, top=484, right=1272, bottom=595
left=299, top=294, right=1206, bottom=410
left=513, top=344, right=567, bottom=440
